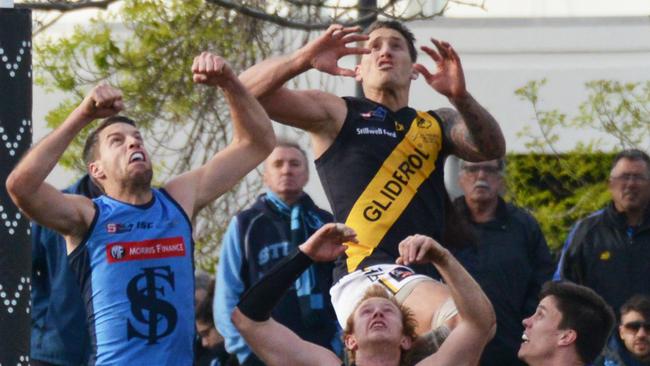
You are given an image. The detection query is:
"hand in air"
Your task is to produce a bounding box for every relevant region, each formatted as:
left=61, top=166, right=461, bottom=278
left=414, top=38, right=467, bottom=100
left=303, top=24, right=370, bottom=77
left=192, top=52, right=236, bottom=87
left=79, top=83, right=124, bottom=120
left=396, top=234, right=449, bottom=266
left=299, top=223, right=357, bottom=262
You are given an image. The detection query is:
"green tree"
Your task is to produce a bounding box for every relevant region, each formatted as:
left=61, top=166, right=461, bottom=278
left=32, top=0, right=486, bottom=271
left=508, top=79, right=649, bottom=253
left=35, top=0, right=274, bottom=271
left=18, top=0, right=485, bottom=32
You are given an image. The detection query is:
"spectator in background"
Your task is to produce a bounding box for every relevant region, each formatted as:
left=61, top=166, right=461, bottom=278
left=215, top=140, right=340, bottom=366
left=196, top=276, right=238, bottom=366
left=30, top=174, right=102, bottom=366
left=595, top=294, right=650, bottom=366
left=518, top=281, right=615, bottom=366
left=453, top=158, right=554, bottom=366
left=556, top=149, right=650, bottom=312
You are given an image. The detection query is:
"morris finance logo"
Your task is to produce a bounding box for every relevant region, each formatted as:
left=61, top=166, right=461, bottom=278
left=106, top=237, right=186, bottom=264
left=110, top=245, right=125, bottom=260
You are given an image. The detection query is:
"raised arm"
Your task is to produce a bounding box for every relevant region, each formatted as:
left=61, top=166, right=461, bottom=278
left=165, top=52, right=275, bottom=219
left=6, top=84, right=122, bottom=247
left=238, top=25, right=368, bottom=138
left=414, top=39, right=505, bottom=161
left=232, top=223, right=356, bottom=366
left=396, top=235, right=496, bottom=366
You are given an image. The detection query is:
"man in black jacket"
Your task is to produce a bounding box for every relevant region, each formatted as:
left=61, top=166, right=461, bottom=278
left=453, top=158, right=554, bottom=366
left=215, top=140, right=339, bottom=365
left=556, top=149, right=650, bottom=312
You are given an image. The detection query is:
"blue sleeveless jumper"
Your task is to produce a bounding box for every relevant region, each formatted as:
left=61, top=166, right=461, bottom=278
left=69, top=189, right=194, bottom=365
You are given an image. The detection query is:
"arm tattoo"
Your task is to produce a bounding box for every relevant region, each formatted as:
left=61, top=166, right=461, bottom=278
left=438, top=93, right=505, bottom=161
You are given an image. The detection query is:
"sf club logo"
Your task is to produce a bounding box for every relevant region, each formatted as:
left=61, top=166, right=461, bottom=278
left=126, top=266, right=177, bottom=344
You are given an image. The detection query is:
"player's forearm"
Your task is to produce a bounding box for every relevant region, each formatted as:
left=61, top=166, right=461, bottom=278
left=220, top=76, right=276, bottom=156
left=433, top=250, right=495, bottom=333
left=450, top=92, right=505, bottom=159
left=7, top=108, right=91, bottom=200
left=239, top=50, right=310, bottom=100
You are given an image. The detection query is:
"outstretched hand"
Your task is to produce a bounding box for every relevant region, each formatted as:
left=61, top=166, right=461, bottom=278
left=414, top=38, right=467, bottom=101
left=396, top=234, right=449, bottom=266
left=78, top=83, right=124, bottom=120
left=300, top=24, right=370, bottom=77
left=192, top=52, right=236, bottom=87
left=299, top=223, right=357, bottom=262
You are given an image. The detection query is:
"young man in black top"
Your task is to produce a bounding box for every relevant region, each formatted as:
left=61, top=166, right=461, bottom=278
left=239, top=21, right=505, bottom=339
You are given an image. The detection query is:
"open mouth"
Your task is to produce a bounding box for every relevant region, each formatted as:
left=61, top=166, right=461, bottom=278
left=521, top=333, right=529, bottom=343
left=129, top=152, right=145, bottom=163
left=370, top=321, right=387, bottom=330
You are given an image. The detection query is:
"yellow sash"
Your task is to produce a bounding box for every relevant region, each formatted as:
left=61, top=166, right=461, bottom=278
left=344, top=111, right=443, bottom=272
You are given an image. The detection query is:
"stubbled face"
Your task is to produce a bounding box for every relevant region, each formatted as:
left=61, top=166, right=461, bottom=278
left=196, top=320, right=223, bottom=350
left=518, top=296, right=565, bottom=364
left=347, top=297, right=408, bottom=351
left=91, top=122, right=152, bottom=189
left=458, top=160, right=504, bottom=205
left=608, top=158, right=650, bottom=214
left=263, top=146, right=309, bottom=203
left=619, top=311, right=650, bottom=361
left=356, top=28, right=415, bottom=91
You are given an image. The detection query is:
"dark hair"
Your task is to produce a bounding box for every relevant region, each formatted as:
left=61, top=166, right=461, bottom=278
left=196, top=277, right=216, bottom=325
left=365, top=20, right=417, bottom=62
left=82, top=115, right=137, bottom=168
left=540, top=281, right=615, bottom=364
left=611, top=149, right=650, bottom=176
left=620, top=294, right=650, bottom=322
left=195, top=270, right=213, bottom=293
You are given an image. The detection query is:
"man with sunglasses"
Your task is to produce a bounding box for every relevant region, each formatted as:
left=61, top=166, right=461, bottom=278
left=453, top=158, right=554, bottom=366
left=596, top=294, right=650, bottom=365
left=556, top=149, right=650, bottom=312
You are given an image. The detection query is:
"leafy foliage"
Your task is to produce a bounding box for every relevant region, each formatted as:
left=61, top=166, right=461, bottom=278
left=35, top=0, right=276, bottom=271
left=505, top=152, right=612, bottom=253
left=509, top=79, right=649, bottom=253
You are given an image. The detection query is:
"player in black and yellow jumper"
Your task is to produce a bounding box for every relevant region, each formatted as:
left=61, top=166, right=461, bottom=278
left=239, top=20, right=505, bottom=348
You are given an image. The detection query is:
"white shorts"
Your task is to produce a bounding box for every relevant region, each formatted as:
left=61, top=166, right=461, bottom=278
left=329, top=264, right=434, bottom=328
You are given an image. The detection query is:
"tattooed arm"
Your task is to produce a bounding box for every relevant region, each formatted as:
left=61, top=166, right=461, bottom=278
left=415, top=38, right=505, bottom=160
left=436, top=97, right=505, bottom=161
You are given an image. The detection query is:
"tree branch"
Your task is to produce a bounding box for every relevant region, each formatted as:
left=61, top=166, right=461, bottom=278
left=16, top=0, right=118, bottom=11
left=205, top=0, right=486, bottom=30
left=205, top=0, right=378, bottom=30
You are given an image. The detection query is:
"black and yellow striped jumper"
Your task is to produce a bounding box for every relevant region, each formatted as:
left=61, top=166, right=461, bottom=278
left=315, top=96, right=450, bottom=283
